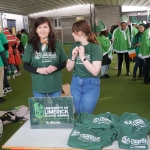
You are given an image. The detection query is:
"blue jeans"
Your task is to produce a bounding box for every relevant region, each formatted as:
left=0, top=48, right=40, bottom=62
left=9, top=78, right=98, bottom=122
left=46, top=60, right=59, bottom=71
left=33, top=90, right=61, bottom=98
left=71, top=76, right=100, bottom=115
left=101, top=65, right=109, bottom=76
left=133, top=57, right=145, bottom=76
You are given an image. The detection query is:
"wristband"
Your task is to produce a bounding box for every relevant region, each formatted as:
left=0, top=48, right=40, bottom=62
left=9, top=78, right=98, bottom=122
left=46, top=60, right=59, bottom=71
left=71, top=58, right=75, bottom=61
left=83, top=58, right=87, bottom=61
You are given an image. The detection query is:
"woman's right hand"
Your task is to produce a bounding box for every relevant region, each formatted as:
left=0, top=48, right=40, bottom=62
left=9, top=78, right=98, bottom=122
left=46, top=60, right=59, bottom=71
left=72, top=46, right=79, bottom=60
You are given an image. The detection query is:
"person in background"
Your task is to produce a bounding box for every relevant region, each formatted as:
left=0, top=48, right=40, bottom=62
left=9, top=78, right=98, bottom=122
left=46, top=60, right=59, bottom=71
left=23, top=17, right=67, bottom=97
left=139, top=16, right=150, bottom=84
left=130, top=17, right=139, bottom=63
left=0, top=32, right=12, bottom=96
left=21, top=29, right=28, bottom=49
left=132, top=24, right=145, bottom=80
left=112, top=15, right=131, bottom=76
left=3, top=28, right=22, bottom=77
left=16, top=31, right=21, bottom=40
left=0, top=40, right=8, bottom=103
left=66, top=20, right=102, bottom=115
left=97, top=21, right=111, bottom=79
left=7, top=45, right=16, bottom=80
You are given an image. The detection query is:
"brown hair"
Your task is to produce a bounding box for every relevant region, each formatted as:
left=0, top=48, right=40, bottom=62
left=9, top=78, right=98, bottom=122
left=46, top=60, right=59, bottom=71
left=29, top=17, right=56, bottom=53
left=72, top=20, right=99, bottom=45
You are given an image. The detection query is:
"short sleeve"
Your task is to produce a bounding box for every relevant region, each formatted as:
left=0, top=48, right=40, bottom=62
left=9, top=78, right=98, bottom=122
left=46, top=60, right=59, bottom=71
left=0, top=33, right=8, bottom=44
left=91, top=44, right=103, bottom=61
left=22, top=44, right=33, bottom=63
left=57, top=41, right=67, bottom=62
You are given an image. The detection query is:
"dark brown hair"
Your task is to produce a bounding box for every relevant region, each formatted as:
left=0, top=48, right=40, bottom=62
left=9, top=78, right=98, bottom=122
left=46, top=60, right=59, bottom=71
left=72, top=20, right=99, bottom=45
left=29, top=17, right=56, bottom=53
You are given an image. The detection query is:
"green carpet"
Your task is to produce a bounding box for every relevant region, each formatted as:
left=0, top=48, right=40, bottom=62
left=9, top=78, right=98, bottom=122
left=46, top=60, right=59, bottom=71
left=0, top=45, right=150, bottom=148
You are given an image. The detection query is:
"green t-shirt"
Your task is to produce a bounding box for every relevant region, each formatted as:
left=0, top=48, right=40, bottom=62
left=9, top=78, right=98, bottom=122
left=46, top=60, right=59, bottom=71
left=0, top=32, right=9, bottom=58
left=68, top=126, right=116, bottom=150
left=0, top=41, right=5, bottom=67
left=22, top=40, right=67, bottom=93
left=68, top=42, right=102, bottom=78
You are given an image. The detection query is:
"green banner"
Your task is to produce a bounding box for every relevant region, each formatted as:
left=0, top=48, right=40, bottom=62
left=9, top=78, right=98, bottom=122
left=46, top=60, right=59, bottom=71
left=28, top=97, right=74, bottom=129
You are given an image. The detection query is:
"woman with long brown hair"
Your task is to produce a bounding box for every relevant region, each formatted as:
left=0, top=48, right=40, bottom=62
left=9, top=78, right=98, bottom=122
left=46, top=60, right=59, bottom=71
left=22, top=17, right=67, bottom=97
left=66, top=20, right=102, bottom=115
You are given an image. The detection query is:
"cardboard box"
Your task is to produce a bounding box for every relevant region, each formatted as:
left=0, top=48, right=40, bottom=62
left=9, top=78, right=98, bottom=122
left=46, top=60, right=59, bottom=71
left=62, top=83, right=71, bottom=96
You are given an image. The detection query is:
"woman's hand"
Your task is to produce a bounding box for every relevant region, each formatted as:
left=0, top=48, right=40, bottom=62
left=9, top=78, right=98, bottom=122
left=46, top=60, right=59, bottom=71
left=78, top=46, right=85, bottom=60
left=72, top=46, right=79, bottom=60
left=37, top=68, right=49, bottom=74
left=46, top=65, right=57, bottom=73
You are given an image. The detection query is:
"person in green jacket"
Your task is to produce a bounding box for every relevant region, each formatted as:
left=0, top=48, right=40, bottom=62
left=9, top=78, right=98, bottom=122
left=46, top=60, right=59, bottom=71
left=20, top=29, right=28, bottom=49
left=22, top=17, right=67, bottom=97
left=131, top=17, right=138, bottom=41
left=132, top=24, right=145, bottom=80
left=139, top=24, right=150, bottom=84
left=113, top=15, right=131, bottom=76
left=97, top=21, right=111, bottom=78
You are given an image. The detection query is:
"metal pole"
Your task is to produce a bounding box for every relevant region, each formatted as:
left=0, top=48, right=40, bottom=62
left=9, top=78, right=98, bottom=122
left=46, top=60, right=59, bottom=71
left=90, top=4, right=92, bottom=30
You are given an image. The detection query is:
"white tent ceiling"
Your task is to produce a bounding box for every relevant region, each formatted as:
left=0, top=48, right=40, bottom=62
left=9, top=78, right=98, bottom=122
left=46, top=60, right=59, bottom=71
left=0, top=0, right=150, bottom=15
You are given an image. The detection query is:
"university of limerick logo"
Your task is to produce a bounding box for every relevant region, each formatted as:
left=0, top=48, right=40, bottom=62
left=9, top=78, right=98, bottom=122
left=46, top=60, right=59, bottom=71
left=34, top=102, right=44, bottom=118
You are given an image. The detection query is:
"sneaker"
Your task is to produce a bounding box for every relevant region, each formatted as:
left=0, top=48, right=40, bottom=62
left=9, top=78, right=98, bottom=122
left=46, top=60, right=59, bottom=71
left=7, top=76, right=11, bottom=80
left=7, top=87, right=12, bottom=92
left=133, top=75, right=136, bottom=81
left=0, top=97, right=5, bottom=103
left=127, top=71, right=130, bottom=76
left=104, top=74, right=110, bottom=78
left=114, top=67, right=118, bottom=70
left=15, top=72, right=22, bottom=76
left=12, top=75, right=15, bottom=79
left=4, top=88, right=8, bottom=93
left=101, top=75, right=108, bottom=79
left=14, top=70, right=17, bottom=73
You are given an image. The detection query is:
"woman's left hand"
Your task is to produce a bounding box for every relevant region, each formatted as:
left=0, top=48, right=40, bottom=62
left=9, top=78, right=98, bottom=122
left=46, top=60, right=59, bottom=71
left=78, top=46, right=85, bottom=60
left=47, top=65, right=57, bottom=73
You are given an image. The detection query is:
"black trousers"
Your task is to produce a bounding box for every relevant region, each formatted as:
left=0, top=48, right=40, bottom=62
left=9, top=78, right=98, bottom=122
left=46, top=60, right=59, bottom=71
left=3, top=68, right=10, bottom=89
left=144, top=57, right=150, bottom=81
left=118, top=52, right=130, bottom=71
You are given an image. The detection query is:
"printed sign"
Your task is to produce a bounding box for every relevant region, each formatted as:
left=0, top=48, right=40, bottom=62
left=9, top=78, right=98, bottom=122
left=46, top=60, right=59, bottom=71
left=28, top=97, right=74, bottom=129
left=0, top=119, right=3, bottom=140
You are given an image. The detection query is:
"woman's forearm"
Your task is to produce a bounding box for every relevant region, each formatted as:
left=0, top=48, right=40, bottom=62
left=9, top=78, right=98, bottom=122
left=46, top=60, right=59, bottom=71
left=81, top=58, right=101, bottom=76
left=66, top=59, right=75, bottom=72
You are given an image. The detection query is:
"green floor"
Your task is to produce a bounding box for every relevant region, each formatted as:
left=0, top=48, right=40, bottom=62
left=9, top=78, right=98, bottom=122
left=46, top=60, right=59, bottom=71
left=0, top=45, right=150, bottom=148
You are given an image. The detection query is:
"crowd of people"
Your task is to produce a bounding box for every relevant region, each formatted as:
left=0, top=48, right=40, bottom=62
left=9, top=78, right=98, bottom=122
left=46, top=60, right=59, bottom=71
left=0, top=15, right=150, bottom=115
left=0, top=28, right=28, bottom=103
left=97, top=15, right=150, bottom=84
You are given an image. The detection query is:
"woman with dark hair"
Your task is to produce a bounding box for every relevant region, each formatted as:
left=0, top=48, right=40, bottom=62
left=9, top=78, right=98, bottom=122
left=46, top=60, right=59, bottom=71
left=97, top=21, right=111, bottom=78
left=66, top=20, right=102, bottom=115
left=22, top=17, right=67, bottom=97
left=132, top=24, right=145, bottom=80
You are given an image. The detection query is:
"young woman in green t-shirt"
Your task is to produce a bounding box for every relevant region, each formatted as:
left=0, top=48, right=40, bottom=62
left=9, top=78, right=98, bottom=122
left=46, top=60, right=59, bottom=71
left=66, top=20, right=103, bottom=115
left=23, top=17, right=67, bottom=97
